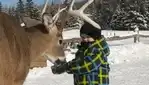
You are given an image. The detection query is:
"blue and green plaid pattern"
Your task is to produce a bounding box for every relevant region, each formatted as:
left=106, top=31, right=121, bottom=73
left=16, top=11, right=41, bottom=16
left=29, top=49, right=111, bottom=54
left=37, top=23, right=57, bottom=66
left=68, top=36, right=110, bottom=85
left=73, top=67, right=109, bottom=85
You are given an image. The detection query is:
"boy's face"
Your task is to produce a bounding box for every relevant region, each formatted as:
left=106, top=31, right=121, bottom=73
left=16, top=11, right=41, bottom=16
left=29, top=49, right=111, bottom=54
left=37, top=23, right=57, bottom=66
left=81, top=34, right=95, bottom=42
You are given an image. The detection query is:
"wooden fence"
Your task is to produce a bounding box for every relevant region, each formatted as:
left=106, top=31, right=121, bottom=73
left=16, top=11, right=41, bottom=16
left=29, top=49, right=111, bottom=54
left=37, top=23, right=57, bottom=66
left=63, top=34, right=149, bottom=49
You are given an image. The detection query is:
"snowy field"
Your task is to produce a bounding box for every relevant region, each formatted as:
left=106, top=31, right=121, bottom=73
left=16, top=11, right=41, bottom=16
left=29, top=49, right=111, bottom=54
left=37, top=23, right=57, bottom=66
left=63, top=29, right=149, bottom=39
left=24, top=30, right=149, bottom=85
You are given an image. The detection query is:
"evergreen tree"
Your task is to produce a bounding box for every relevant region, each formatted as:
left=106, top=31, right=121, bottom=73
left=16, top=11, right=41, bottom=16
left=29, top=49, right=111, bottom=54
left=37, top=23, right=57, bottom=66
left=26, top=0, right=33, bottom=16
left=3, top=5, right=9, bottom=13
left=8, top=6, right=16, bottom=16
left=16, top=0, right=25, bottom=14
left=110, top=0, right=148, bottom=30
left=93, top=0, right=119, bottom=29
left=30, top=6, right=40, bottom=19
left=143, top=0, right=149, bottom=29
left=0, top=2, right=2, bottom=12
left=25, top=0, right=40, bottom=18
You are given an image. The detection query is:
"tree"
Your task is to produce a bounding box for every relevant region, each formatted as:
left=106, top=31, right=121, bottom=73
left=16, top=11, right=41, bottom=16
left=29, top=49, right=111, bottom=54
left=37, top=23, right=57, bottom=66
left=8, top=6, right=17, bottom=16
left=16, top=0, right=25, bottom=14
left=143, top=0, right=149, bottom=29
left=25, top=0, right=33, bottom=16
left=0, top=2, right=2, bottom=12
left=30, top=6, right=40, bottom=19
left=92, top=0, right=120, bottom=29
left=110, top=0, right=148, bottom=30
left=25, top=0, right=40, bottom=18
left=3, top=5, right=9, bottom=13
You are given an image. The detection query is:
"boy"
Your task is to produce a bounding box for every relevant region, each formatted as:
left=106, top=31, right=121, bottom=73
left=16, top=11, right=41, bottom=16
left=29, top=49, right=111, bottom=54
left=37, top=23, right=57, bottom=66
left=51, top=22, right=110, bottom=85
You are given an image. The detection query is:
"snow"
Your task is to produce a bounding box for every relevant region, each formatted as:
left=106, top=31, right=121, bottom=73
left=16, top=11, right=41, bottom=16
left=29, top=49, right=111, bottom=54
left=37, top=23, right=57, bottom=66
left=110, top=59, right=149, bottom=85
left=63, top=29, right=80, bottom=39
left=63, top=29, right=149, bottom=39
left=108, top=41, right=149, bottom=64
left=24, top=30, right=149, bottom=85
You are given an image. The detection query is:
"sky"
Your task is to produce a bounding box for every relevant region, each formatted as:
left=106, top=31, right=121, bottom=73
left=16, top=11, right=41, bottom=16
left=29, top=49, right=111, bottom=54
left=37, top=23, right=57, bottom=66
left=0, top=0, right=84, bottom=6
left=0, top=0, right=64, bottom=6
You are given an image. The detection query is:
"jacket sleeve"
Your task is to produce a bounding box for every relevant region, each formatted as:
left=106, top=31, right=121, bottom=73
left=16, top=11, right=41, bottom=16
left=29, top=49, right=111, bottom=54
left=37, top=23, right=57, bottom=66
left=67, top=47, right=104, bottom=74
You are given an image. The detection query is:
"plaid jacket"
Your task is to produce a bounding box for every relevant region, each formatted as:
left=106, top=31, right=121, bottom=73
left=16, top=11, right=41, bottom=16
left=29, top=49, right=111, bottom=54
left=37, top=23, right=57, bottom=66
left=67, top=36, right=110, bottom=85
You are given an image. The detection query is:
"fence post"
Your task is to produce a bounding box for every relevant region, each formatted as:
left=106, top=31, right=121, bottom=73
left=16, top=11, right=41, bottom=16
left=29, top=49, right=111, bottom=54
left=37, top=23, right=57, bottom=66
left=134, top=27, right=140, bottom=43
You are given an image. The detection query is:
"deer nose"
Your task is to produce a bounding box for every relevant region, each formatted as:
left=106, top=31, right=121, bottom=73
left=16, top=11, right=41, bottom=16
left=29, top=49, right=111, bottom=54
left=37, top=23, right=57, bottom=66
left=58, top=57, right=66, bottom=61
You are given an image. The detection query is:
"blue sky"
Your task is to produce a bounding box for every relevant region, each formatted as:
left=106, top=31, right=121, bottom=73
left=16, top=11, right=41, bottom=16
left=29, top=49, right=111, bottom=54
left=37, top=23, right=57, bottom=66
left=0, top=0, right=66, bottom=6
left=0, top=0, right=84, bottom=6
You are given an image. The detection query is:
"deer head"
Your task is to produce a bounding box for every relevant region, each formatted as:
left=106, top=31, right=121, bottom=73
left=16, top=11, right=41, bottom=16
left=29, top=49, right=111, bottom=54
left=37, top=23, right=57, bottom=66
left=40, top=0, right=68, bottom=63
left=20, top=0, right=68, bottom=65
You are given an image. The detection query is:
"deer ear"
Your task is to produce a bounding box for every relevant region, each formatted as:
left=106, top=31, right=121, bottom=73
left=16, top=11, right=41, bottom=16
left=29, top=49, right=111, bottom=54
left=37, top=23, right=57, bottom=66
left=42, top=14, right=53, bottom=28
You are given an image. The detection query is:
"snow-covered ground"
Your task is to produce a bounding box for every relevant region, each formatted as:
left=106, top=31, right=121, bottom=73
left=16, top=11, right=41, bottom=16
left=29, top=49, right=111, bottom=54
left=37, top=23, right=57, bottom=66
left=24, top=30, right=149, bottom=85
left=63, top=29, right=149, bottom=39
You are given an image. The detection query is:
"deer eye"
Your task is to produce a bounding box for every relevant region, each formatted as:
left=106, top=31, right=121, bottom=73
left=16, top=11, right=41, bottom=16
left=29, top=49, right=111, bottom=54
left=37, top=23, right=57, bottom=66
left=59, top=40, right=63, bottom=45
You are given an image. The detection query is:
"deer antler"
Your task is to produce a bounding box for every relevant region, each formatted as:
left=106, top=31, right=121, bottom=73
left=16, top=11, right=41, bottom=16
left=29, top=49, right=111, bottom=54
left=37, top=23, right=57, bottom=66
left=41, top=0, right=67, bottom=23
left=52, top=7, right=67, bottom=24
left=41, top=0, right=49, bottom=16
left=68, top=0, right=101, bottom=29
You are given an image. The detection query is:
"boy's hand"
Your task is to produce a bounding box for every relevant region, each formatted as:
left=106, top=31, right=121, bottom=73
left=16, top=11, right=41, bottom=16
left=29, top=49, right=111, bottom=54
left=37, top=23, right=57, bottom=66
left=51, top=63, right=68, bottom=74
left=51, top=59, right=68, bottom=74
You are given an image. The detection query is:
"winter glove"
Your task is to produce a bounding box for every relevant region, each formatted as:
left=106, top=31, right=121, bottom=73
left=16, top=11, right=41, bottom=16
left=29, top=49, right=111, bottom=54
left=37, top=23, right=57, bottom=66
left=51, top=59, right=69, bottom=74
left=53, top=59, right=66, bottom=66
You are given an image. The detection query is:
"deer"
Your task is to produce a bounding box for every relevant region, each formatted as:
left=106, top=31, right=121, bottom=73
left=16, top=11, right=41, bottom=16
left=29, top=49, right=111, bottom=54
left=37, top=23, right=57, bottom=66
left=21, top=0, right=68, bottom=68
left=0, top=0, right=101, bottom=85
left=0, top=0, right=67, bottom=84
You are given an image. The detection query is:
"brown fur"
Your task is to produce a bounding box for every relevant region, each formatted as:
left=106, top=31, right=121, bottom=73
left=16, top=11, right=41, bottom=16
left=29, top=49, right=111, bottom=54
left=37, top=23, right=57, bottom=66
left=0, top=12, right=30, bottom=85
left=0, top=12, right=65, bottom=85
left=26, top=24, right=64, bottom=68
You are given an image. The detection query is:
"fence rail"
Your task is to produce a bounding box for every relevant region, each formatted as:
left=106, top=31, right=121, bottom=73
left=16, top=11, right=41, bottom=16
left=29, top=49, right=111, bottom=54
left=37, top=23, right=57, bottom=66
left=139, top=34, right=149, bottom=38
left=63, top=34, right=149, bottom=49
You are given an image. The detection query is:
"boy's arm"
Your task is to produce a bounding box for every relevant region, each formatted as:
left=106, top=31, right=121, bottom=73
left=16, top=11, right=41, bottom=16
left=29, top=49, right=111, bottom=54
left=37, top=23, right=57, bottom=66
left=67, top=47, right=103, bottom=74
left=51, top=48, right=102, bottom=74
